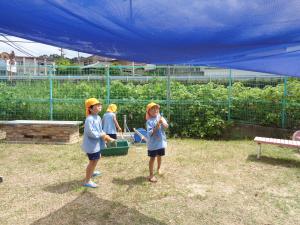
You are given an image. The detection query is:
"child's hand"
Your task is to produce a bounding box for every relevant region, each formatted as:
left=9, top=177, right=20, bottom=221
left=108, top=137, right=116, bottom=143
left=159, top=116, right=168, bottom=128
left=156, top=120, right=161, bottom=128
left=158, top=117, right=166, bottom=125
left=117, top=127, right=122, bottom=132
left=106, top=140, right=117, bottom=148
left=104, top=135, right=115, bottom=143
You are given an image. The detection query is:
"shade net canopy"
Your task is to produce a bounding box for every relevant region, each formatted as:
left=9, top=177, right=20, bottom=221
left=1, top=0, right=300, bottom=76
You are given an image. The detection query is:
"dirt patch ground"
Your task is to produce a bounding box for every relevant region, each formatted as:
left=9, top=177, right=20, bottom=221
left=0, top=139, right=299, bottom=225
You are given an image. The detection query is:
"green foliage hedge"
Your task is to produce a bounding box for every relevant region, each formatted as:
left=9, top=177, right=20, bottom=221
left=0, top=78, right=299, bottom=138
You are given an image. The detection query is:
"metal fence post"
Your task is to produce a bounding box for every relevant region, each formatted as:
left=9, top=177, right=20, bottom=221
left=49, top=68, right=53, bottom=120
left=106, top=65, right=110, bottom=104
left=227, top=69, right=232, bottom=121
left=281, top=76, right=287, bottom=128
left=167, top=66, right=171, bottom=121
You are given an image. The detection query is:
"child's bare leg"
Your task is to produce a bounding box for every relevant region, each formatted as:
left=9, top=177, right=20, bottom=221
left=157, top=156, right=162, bottom=174
left=148, top=157, right=157, bottom=182
left=85, top=159, right=98, bottom=183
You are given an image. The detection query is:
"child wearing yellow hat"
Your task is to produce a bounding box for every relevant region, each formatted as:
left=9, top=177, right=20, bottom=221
left=81, top=98, right=115, bottom=188
left=145, top=102, right=169, bottom=182
left=102, top=104, right=122, bottom=139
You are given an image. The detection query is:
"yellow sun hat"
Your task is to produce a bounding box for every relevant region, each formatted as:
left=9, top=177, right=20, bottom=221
left=146, top=102, right=160, bottom=120
left=146, top=102, right=160, bottom=112
left=85, top=98, right=101, bottom=116
left=107, top=104, right=117, bottom=113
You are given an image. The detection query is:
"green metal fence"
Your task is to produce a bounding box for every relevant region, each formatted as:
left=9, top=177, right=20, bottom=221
left=0, top=65, right=299, bottom=137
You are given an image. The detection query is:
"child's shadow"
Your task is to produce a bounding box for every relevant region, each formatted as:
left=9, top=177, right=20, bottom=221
left=44, top=179, right=83, bottom=194
left=31, top=192, right=167, bottom=225
left=112, top=176, right=148, bottom=191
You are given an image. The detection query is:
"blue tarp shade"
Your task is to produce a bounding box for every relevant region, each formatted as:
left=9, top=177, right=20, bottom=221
left=1, top=0, right=300, bottom=76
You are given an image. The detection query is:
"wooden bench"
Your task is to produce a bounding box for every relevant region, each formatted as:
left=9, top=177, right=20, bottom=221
left=0, top=120, right=82, bottom=144
left=254, top=136, right=300, bottom=159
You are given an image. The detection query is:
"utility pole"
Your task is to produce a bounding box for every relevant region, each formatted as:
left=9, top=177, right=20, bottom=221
left=8, top=51, right=15, bottom=80
left=59, top=48, right=65, bottom=58
left=132, top=61, right=135, bottom=75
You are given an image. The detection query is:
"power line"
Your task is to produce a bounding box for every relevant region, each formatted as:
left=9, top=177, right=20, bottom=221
left=1, top=40, right=32, bottom=57
left=3, top=35, right=37, bottom=57
left=0, top=34, right=36, bottom=57
left=0, top=40, right=35, bottom=43
left=0, top=38, right=34, bottom=57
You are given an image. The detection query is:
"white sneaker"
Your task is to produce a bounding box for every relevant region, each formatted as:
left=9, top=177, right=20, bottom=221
left=83, top=180, right=98, bottom=188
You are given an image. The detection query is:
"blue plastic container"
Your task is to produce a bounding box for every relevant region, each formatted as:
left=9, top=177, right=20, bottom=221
left=134, top=128, right=147, bottom=143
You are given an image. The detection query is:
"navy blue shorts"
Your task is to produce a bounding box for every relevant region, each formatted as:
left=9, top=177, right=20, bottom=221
left=87, top=151, right=101, bottom=160
left=107, top=133, right=117, bottom=139
left=148, top=148, right=165, bottom=157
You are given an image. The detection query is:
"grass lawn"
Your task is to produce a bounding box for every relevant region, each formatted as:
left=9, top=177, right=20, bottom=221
left=0, top=139, right=299, bottom=225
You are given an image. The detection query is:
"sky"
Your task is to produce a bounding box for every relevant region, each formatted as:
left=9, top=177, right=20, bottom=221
left=0, top=35, right=91, bottom=58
